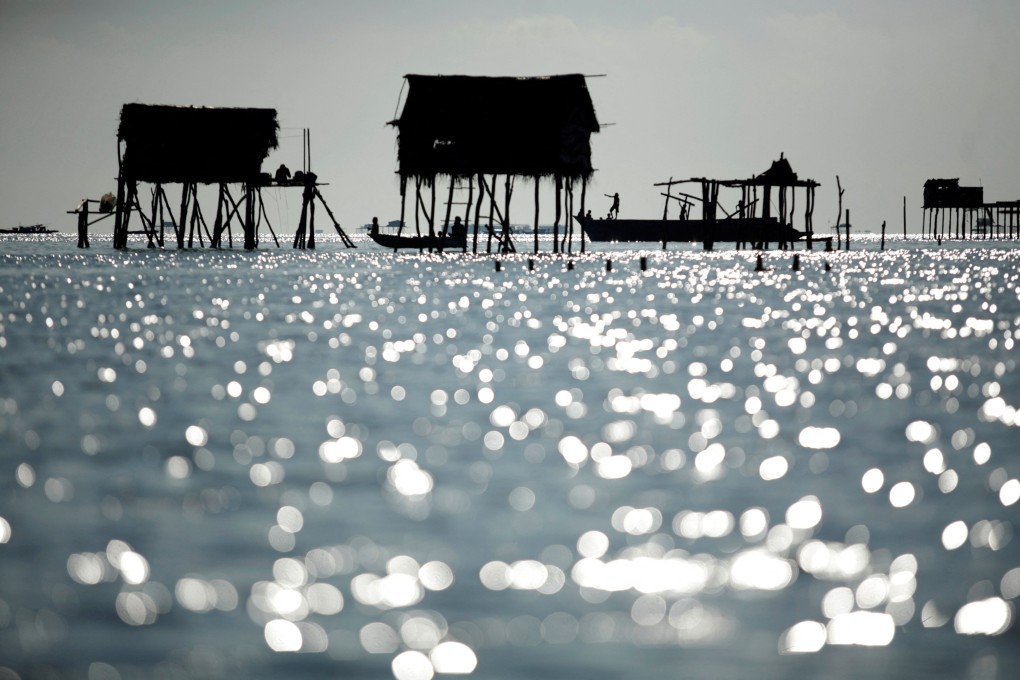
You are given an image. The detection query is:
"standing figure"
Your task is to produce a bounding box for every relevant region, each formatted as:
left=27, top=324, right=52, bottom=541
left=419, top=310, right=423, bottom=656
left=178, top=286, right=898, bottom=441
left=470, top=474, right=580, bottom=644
left=605, top=192, right=620, bottom=219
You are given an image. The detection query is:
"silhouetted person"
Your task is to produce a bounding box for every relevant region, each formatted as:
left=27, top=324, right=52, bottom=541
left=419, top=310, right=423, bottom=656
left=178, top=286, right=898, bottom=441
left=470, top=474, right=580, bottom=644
left=275, top=164, right=291, bottom=183
left=585, top=210, right=592, bottom=220
left=605, top=192, right=620, bottom=219
left=370, top=216, right=379, bottom=237
left=451, top=216, right=465, bottom=237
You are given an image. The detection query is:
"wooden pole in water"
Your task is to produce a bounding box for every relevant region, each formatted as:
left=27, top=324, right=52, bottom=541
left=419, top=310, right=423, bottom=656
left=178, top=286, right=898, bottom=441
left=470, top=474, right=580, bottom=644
left=845, top=209, right=850, bottom=251
left=579, top=178, right=587, bottom=254
left=533, top=176, right=540, bottom=255
left=473, top=173, right=483, bottom=254
left=77, top=200, right=89, bottom=248
left=563, top=180, right=571, bottom=254
left=398, top=175, right=407, bottom=237
left=835, top=176, right=843, bottom=250
left=806, top=185, right=815, bottom=251
left=903, top=196, right=907, bottom=238
left=463, top=175, right=473, bottom=253
left=553, top=175, right=562, bottom=255
left=307, top=182, right=316, bottom=250
left=881, top=220, right=886, bottom=250
left=244, top=184, right=257, bottom=250
left=486, top=175, right=496, bottom=254
left=429, top=175, right=437, bottom=254
left=439, top=176, right=454, bottom=253
left=503, top=175, right=512, bottom=255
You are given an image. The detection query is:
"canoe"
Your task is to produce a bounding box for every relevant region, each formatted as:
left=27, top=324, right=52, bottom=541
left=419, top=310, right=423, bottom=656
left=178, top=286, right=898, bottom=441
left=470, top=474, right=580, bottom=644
left=369, top=223, right=467, bottom=250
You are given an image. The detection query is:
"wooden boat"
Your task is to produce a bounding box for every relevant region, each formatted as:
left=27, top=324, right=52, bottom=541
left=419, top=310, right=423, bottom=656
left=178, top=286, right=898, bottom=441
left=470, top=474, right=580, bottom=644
left=369, top=220, right=467, bottom=250
left=576, top=215, right=807, bottom=245
left=0, top=224, right=57, bottom=234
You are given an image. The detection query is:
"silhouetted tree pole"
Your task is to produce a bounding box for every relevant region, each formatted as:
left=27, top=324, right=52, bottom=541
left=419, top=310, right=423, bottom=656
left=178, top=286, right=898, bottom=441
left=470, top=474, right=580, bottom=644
left=835, top=176, right=845, bottom=248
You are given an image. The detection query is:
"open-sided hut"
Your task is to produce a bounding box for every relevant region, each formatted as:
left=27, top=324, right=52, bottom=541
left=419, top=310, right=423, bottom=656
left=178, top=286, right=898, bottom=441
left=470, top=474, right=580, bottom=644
left=387, top=74, right=600, bottom=253
left=656, top=154, right=822, bottom=251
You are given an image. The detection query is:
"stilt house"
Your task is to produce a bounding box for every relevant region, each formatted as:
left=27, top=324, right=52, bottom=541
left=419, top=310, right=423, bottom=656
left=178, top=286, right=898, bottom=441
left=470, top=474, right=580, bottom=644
left=109, top=104, right=353, bottom=250
left=388, top=74, right=601, bottom=253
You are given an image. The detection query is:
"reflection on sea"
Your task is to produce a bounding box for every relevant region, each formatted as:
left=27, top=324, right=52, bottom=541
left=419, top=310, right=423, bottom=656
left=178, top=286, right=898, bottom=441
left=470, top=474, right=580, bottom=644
left=0, top=235, right=1018, bottom=679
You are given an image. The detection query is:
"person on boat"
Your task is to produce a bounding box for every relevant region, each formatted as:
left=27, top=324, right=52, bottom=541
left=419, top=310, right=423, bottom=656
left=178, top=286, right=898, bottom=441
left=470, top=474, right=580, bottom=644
left=450, top=216, right=466, bottom=238
left=605, top=192, right=620, bottom=219
left=275, top=164, right=291, bottom=184
left=370, top=217, right=380, bottom=237
left=585, top=210, right=593, bottom=220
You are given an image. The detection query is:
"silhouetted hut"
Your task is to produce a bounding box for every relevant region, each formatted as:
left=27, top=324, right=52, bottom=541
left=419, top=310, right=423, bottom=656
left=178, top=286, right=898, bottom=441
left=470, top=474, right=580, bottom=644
left=110, top=104, right=352, bottom=251
left=922, top=178, right=1018, bottom=240
left=388, top=74, right=600, bottom=254
left=118, top=104, right=279, bottom=185
left=112, top=104, right=279, bottom=250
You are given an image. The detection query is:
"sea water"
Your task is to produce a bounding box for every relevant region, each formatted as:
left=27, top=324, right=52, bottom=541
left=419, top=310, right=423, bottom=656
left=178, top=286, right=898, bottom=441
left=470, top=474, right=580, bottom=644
left=0, top=234, right=1018, bottom=680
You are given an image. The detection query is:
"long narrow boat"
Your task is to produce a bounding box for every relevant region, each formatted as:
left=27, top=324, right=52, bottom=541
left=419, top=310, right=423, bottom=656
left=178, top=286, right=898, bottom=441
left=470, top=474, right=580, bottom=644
left=369, top=222, right=467, bottom=250
left=576, top=215, right=806, bottom=244
left=0, top=224, right=58, bottom=234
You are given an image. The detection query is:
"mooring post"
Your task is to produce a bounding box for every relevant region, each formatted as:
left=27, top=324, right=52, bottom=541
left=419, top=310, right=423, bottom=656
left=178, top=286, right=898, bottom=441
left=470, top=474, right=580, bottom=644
left=244, top=184, right=257, bottom=251
left=77, top=200, right=89, bottom=248
left=881, top=220, right=886, bottom=250
left=640, top=256, right=647, bottom=271
left=792, top=254, right=800, bottom=271
left=844, top=209, right=850, bottom=251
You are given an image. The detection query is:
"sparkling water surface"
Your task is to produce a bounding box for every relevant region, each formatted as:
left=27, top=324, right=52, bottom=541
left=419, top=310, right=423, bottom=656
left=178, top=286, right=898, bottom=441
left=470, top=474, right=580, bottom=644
left=1, top=234, right=1018, bottom=679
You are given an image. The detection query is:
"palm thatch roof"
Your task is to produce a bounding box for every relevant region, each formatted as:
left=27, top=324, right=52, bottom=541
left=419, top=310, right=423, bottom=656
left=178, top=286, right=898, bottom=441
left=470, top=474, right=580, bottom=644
left=118, top=104, right=279, bottom=184
left=390, top=74, right=600, bottom=180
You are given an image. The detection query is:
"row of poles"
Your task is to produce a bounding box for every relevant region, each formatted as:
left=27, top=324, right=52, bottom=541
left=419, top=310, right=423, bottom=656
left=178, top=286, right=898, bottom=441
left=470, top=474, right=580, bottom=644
left=396, top=174, right=590, bottom=255
left=99, top=130, right=354, bottom=251
left=921, top=204, right=1020, bottom=241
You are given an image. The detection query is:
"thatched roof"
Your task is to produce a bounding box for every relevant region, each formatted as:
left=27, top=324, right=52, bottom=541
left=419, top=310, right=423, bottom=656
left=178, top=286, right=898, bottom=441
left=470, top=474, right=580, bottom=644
left=390, top=74, right=600, bottom=179
left=118, top=104, right=279, bottom=184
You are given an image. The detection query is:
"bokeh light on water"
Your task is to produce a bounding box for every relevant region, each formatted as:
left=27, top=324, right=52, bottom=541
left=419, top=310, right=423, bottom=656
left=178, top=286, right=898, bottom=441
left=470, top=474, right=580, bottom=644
left=0, top=235, right=1018, bottom=679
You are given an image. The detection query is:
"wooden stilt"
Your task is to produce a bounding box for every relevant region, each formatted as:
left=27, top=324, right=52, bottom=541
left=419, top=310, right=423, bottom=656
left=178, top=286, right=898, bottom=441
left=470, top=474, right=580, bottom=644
left=502, top=175, right=512, bottom=254
left=463, top=175, right=473, bottom=253
left=566, top=181, right=574, bottom=255
left=473, top=173, right=484, bottom=254
left=579, top=178, right=587, bottom=254
left=243, top=184, right=256, bottom=250
left=533, top=176, right=540, bottom=255
left=439, top=176, right=455, bottom=253
left=429, top=175, right=437, bottom=254
left=307, top=183, right=316, bottom=250
left=553, top=175, right=562, bottom=255
left=398, top=175, right=407, bottom=237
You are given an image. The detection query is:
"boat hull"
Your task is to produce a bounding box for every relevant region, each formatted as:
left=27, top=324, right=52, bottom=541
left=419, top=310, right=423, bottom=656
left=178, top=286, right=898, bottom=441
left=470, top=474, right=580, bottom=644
left=369, top=228, right=466, bottom=251
left=577, top=216, right=805, bottom=243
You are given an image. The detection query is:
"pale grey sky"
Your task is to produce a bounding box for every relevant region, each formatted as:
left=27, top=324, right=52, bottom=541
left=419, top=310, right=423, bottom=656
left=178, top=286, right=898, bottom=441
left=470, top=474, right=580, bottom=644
left=2, top=0, right=1018, bottom=235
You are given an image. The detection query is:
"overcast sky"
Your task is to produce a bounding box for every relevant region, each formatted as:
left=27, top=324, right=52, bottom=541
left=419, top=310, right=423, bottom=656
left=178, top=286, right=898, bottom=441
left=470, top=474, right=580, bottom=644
left=2, top=0, right=1018, bottom=236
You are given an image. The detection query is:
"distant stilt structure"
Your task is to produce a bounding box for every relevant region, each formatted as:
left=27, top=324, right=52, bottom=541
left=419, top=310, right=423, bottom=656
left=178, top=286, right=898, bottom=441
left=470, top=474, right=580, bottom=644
left=105, top=105, right=351, bottom=251
left=385, top=74, right=601, bottom=253
left=921, top=178, right=1018, bottom=241
left=650, top=154, right=827, bottom=251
